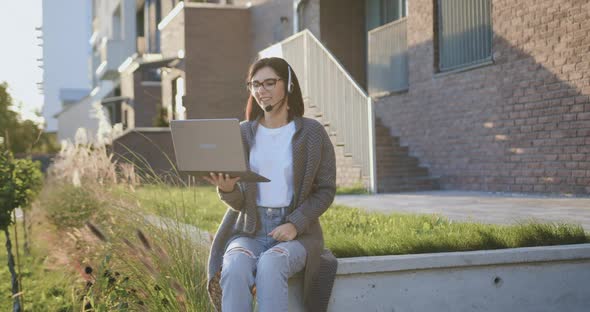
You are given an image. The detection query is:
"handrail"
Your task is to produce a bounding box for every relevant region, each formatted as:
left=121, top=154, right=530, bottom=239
left=259, top=30, right=377, bottom=193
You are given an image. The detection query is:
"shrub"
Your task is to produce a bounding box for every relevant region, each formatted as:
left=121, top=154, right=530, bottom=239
left=44, top=185, right=102, bottom=228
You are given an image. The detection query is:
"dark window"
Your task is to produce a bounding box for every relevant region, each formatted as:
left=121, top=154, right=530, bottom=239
left=142, top=67, right=161, bottom=82
left=136, top=6, right=145, bottom=37
left=123, top=109, right=128, bottom=130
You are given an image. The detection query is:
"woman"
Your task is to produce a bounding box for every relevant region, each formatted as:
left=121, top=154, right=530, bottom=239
left=204, top=57, right=338, bottom=312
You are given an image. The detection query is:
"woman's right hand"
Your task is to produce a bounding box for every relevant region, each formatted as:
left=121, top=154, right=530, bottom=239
left=202, top=172, right=241, bottom=193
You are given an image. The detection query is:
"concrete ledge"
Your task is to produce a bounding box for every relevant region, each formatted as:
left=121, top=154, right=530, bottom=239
left=336, top=243, right=590, bottom=275
left=288, top=244, right=590, bottom=312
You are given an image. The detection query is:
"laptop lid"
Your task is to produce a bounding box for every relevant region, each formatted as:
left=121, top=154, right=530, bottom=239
left=170, top=118, right=247, bottom=173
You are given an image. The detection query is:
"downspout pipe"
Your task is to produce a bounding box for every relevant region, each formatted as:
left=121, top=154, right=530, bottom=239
left=293, top=0, right=308, bottom=34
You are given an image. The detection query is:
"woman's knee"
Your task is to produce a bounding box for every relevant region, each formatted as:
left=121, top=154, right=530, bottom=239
left=256, top=246, right=291, bottom=277
left=221, top=246, right=257, bottom=281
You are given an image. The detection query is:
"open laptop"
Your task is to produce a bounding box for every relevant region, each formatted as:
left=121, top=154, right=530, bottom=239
left=170, top=118, right=270, bottom=182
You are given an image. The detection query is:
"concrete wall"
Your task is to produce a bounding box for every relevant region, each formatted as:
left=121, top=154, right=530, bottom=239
left=247, top=0, right=293, bottom=57
left=57, top=80, right=115, bottom=143
left=288, top=244, right=590, bottom=311
left=159, top=1, right=185, bottom=59
left=374, top=0, right=590, bottom=195
left=183, top=5, right=252, bottom=120
left=299, top=0, right=320, bottom=38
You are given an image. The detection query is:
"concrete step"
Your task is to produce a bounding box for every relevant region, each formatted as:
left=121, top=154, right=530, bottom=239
left=377, top=167, right=428, bottom=180
left=377, top=176, right=440, bottom=193
left=376, top=160, right=422, bottom=169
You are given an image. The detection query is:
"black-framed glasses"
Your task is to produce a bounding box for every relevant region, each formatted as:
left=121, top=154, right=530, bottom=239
left=246, top=78, right=282, bottom=92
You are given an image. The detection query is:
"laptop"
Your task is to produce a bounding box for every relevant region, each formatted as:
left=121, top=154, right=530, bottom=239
left=170, top=118, right=270, bottom=182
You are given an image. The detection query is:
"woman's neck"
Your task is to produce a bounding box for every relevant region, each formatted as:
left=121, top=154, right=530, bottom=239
left=261, top=108, right=289, bottom=128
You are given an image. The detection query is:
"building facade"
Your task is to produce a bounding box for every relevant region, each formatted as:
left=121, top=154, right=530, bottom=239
left=50, top=0, right=589, bottom=195
left=372, top=0, right=590, bottom=195
left=41, top=0, right=93, bottom=133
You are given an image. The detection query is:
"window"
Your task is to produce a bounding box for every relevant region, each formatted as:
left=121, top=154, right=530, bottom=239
left=142, top=67, right=162, bottom=82
left=436, top=0, right=492, bottom=72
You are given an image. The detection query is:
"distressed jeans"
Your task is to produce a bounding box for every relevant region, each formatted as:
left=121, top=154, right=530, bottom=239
left=220, top=206, right=307, bottom=312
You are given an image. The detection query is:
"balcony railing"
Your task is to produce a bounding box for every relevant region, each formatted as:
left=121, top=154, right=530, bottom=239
left=260, top=30, right=377, bottom=192
left=368, top=17, right=408, bottom=96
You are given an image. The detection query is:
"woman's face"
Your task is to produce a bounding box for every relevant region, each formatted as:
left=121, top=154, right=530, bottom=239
left=249, top=66, right=286, bottom=109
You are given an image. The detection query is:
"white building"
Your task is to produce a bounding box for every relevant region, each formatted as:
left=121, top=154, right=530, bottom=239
left=41, top=0, right=93, bottom=133
left=55, top=0, right=137, bottom=143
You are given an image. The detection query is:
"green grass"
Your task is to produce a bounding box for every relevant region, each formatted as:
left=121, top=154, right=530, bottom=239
left=44, top=184, right=104, bottom=228
left=128, top=185, right=590, bottom=258
left=0, top=225, right=79, bottom=312
left=322, top=205, right=589, bottom=257
left=336, top=183, right=369, bottom=195
left=35, top=182, right=214, bottom=311
left=128, top=185, right=226, bottom=232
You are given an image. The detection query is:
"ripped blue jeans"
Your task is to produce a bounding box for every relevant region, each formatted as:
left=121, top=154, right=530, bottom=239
left=220, top=206, right=307, bottom=312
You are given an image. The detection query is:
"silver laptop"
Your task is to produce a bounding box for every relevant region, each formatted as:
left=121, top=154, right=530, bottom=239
left=170, top=118, right=270, bottom=182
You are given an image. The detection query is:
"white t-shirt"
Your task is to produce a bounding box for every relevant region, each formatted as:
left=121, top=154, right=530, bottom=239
left=249, top=120, right=296, bottom=207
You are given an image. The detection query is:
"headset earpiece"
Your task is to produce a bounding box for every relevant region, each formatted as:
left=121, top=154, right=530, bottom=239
left=287, top=65, right=293, bottom=94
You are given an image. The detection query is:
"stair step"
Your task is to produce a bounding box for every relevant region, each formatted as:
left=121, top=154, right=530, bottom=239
left=377, top=146, right=409, bottom=153
left=377, top=184, right=439, bottom=193
left=377, top=176, right=440, bottom=193
left=378, top=171, right=429, bottom=178
left=376, top=150, right=415, bottom=157
left=375, top=137, right=400, bottom=145
left=378, top=163, right=422, bottom=169
left=377, top=155, right=414, bottom=161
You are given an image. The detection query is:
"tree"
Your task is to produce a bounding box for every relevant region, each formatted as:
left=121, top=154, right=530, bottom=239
left=0, top=82, right=59, bottom=155
left=0, top=150, right=44, bottom=312
left=0, top=151, right=21, bottom=312
left=13, top=159, right=43, bottom=255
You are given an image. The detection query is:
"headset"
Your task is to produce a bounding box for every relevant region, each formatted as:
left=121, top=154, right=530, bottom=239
left=264, top=64, right=293, bottom=112
left=287, top=64, right=293, bottom=94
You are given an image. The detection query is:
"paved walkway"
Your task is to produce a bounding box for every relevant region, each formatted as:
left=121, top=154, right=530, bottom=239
left=334, top=191, right=590, bottom=231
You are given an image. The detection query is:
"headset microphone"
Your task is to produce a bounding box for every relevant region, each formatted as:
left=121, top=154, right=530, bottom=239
left=263, top=65, right=293, bottom=113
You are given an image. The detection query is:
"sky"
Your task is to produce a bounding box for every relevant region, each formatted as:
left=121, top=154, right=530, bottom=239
left=0, top=0, right=44, bottom=124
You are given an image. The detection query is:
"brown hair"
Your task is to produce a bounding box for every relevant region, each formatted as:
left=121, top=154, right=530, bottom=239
left=245, top=57, right=304, bottom=121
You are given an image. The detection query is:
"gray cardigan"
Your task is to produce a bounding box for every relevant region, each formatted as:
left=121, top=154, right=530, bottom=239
left=207, top=116, right=338, bottom=311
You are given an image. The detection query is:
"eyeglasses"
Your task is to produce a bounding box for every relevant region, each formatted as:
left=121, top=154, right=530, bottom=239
left=246, top=78, right=282, bottom=92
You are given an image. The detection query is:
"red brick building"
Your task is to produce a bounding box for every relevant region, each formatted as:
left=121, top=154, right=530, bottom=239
left=107, top=0, right=589, bottom=195
left=371, top=0, right=590, bottom=194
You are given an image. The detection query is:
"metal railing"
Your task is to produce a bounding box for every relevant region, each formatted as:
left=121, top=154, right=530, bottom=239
left=259, top=30, right=377, bottom=192
left=368, top=17, right=408, bottom=96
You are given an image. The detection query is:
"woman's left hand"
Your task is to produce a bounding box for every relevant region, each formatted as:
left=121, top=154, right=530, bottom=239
left=269, top=223, right=298, bottom=242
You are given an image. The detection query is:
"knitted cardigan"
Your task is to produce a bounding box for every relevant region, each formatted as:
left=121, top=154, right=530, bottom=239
left=207, top=116, right=338, bottom=311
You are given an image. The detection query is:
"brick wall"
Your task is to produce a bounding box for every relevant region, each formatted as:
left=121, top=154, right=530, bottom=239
left=184, top=6, right=252, bottom=120
left=374, top=0, right=590, bottom=195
